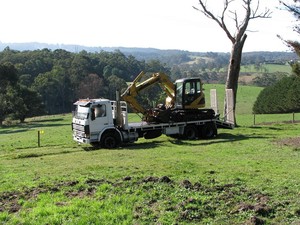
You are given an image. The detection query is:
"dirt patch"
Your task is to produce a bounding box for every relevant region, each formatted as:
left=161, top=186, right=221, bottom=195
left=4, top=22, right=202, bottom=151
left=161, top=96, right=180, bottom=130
left=65, top=187, right=96, bottom=198
left=245, top=216, right=265, bottom=225
left=276, top=137, right=300, bottom=149
left=0, top=191, right=21, bottom=213
left=0, top=176, right=281, bottom=224
left=142, top=176, right=160, bottom=183
left=180, top=180, right=193, bottom=189
left=141, top=176, right=173, bottom=183
left=85, top=178, right=110, bottom=186
left=0, top=181, right=80, bottom=213
left=0, top=186, right=54, bottom=213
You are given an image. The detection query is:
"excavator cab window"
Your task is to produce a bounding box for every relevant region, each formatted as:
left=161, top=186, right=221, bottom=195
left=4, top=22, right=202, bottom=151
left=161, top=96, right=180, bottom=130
left=184, top=80, right=201, bottom=105
left=175, top=79, right=202, bottom=109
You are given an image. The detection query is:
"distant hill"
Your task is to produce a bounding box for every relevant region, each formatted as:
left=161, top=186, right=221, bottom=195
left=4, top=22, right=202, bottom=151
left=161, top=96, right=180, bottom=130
left=0, top=41, right=297, bottom=67
left=0, top=41, right=186, bottom=56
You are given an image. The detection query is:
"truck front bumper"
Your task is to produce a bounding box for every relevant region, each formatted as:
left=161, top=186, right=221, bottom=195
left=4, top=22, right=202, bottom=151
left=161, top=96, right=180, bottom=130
left=73, top=135, right=91, bottom=144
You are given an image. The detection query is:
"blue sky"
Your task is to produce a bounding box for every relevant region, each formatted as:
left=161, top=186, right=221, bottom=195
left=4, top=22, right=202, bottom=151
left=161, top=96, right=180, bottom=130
left=0, top=0, right=297, bottom=52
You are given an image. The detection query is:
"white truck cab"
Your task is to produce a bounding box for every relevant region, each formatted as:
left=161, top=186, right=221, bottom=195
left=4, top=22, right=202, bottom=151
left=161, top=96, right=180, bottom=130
left=72, top=98, right=131, bottom=148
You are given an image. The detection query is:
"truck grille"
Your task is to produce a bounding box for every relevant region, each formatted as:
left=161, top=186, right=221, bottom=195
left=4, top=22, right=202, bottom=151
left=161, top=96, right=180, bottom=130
left=73, top=123, right=85, bottom=132
left=72, top=123, right=89, bottom=138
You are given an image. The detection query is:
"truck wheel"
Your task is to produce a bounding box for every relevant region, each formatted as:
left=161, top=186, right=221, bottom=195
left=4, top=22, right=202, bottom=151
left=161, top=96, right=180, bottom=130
left=101, top=131, right=120, bottom=149
left=183, top=125, right=198, bottom=140
left=200, top=122, right=217, bottom=139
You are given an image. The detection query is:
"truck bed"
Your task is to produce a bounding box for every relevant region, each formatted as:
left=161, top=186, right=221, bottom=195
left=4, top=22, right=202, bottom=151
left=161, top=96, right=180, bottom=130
left=127, top=117, right=234, bottom=131
left=127, top=121, right=167, bottom=131
left=127, top=119, right=220, bottom=131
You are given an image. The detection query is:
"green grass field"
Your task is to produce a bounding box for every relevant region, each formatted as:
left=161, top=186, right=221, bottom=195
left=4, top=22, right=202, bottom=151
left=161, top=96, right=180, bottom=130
left=204, top=84, right=263, bottom=115
left=240, top=64, right=292, bottom=74
left=1, top=86, right=300, bottom=224
left=213, top=63, right=291, bottom=74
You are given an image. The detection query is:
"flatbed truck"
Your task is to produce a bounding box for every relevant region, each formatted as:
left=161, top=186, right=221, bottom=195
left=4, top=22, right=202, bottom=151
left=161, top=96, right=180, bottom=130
left=72, top=95, right=233, bottom=149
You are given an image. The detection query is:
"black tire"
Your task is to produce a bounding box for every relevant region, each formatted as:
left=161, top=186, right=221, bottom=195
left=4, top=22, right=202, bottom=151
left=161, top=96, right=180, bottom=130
left=200, top=122, right=217, bottom=139
left=101, top=131, right=121, bottom=149
left=183, top=125, right=198, bottom=140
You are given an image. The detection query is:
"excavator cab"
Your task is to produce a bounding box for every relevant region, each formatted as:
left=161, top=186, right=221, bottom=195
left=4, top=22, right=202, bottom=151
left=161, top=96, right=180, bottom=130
left=174, top=78, right=205, bottom=109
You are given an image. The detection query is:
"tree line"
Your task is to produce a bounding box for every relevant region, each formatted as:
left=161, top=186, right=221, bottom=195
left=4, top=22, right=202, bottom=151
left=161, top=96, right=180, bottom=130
left=0, top=47, right=170, bottom=125
left=0, top=45, right=299, bottom=125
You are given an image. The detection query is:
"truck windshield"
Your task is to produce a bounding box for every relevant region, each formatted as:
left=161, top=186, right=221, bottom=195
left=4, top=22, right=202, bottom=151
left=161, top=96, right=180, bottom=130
left=75, top=106, right=90, bottom=119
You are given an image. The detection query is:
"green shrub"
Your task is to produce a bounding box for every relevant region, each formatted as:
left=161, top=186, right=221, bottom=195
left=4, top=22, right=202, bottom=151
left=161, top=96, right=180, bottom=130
left=253, top=76, right=300, bottom=114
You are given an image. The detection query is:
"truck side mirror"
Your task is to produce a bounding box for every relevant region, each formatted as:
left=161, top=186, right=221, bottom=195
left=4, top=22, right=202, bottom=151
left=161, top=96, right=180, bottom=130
left=91, top=108, right=95, bottom=121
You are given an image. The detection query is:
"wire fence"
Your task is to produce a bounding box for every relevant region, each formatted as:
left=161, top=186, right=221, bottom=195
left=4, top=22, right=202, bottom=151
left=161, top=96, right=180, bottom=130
left=252, top=112, right=300, bottom=126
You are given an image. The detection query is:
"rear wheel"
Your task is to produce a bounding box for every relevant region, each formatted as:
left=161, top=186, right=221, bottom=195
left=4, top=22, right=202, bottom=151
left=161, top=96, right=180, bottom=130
left=200, top=122, right=217, bottom=139
left=101, top=131, right=121, bottom=149
left=183, top=125, right=198, bottom=140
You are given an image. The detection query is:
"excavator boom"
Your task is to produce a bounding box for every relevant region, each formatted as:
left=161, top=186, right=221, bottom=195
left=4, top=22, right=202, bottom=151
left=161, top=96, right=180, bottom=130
left=121, top=71, right=175, bottom=115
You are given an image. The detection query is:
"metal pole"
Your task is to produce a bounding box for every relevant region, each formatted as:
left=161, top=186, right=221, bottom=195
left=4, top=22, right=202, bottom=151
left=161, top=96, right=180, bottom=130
left=38, top=131, right=40, bottom=147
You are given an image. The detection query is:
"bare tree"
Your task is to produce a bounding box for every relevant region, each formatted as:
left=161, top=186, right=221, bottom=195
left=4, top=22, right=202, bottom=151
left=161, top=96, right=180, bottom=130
left=193, top=0, right=271, bottom=124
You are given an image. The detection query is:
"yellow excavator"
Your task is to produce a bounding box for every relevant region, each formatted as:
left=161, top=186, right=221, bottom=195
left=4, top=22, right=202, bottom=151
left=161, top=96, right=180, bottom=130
left=121, top=71, right=214, bottom=123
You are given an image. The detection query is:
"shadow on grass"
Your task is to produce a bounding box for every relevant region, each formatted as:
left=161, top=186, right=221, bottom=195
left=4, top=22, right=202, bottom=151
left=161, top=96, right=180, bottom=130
left=168, top=132, right=270, bottom=146
left=0, top=121, right=69, bottom=135
left=32, top=118, right=64, bottom=123
left=125, top=140, right=165, bottom=150
left=83, top=132, right=270, bottom=151
left=11, top=147, right=82, bottom=159
left=247, top=126, right=284, bottom=131
left=83, top=140, right=165, bottom=151
left=0, top=128, right=30, bottom=135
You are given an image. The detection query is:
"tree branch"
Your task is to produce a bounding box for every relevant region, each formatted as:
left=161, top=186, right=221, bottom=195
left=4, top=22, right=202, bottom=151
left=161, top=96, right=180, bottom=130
left=249, top=0, right=272, bottom=19
left=193, top=0, right=272, bottom=43
left=194, top=0, right=235, bottom=42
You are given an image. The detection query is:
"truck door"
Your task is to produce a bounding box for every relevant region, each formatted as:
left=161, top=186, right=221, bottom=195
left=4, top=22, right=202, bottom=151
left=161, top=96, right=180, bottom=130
left=90, top=104, right=110, bottom=139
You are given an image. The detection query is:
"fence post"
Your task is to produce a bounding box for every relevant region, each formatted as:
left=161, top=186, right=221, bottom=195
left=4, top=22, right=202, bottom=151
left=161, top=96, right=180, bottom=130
left=293, top=112, right=295, bottom=124
left=38, top=130, right=40, bottom=147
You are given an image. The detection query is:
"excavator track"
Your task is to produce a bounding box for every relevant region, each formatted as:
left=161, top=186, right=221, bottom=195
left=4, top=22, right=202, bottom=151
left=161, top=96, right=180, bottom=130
left=145, top=108, right=216, bottom=123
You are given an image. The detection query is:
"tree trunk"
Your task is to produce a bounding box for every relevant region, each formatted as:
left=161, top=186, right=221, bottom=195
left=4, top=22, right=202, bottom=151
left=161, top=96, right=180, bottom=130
left=20, top=116, right=26, bottom=123
left=224, top=34, right=247, bottom=125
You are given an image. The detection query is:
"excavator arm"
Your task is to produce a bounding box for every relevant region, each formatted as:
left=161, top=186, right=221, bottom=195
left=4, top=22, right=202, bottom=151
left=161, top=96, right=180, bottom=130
left=121, top=71, right=175, bottom=115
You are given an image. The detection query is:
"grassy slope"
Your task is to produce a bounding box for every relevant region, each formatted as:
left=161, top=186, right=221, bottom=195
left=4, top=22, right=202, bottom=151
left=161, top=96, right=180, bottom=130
left=204, top=84, right=263, bottom=115
left=1, top=87, right=300, bottom=224
left=240, top=64, right=292, bottom=73
left=210, top=64, right=291, bottom=74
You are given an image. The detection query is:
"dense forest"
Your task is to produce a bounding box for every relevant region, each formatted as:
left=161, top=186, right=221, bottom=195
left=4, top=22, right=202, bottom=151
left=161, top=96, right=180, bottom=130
left=0, top=45, right=298, bottom=124
left=0, top=47, right=170, bottom=123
